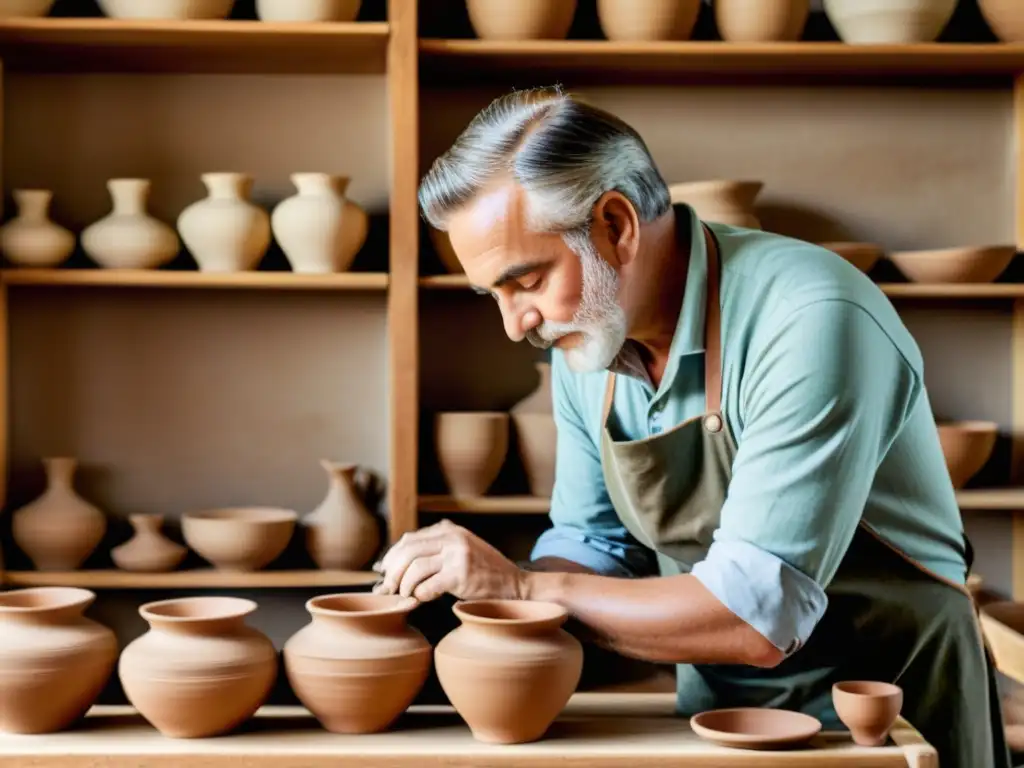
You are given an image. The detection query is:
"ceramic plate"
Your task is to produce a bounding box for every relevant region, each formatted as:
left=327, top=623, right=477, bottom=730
left=690, top=707, right=822, bottom=750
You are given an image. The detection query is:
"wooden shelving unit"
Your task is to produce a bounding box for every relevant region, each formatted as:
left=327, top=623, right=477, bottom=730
left=1, top=269, right=389, bottom=290
left=2, top=568, right=378, bottom=589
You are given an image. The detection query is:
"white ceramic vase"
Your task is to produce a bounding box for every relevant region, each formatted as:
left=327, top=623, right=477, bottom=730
left=255, top=0, right=361, bottom=21
left=271, top=174, right=368, bottom=274
left=823, top=0, right=957, bottom=43
left=82, top=179, right=180, bottom=269
left=178, top=173, right=271, bottom=273
left=97, top=0, right=234, bottom=19
left=0, top=190, right=75, bottom=267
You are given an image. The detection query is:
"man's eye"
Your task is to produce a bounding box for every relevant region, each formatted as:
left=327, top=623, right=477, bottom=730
left=519, top=274, right=541, bottom=290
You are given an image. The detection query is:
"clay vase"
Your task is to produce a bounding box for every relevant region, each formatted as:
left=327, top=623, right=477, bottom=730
left=937, top=421, right=999, bottom=489
left=12, top=457, right=107, bottom=571
left=823, top=0, right=957, bottom=43
left=178, top=172, right=271, bottom=273
left=271, top=173, right=368, bottom=274
left=512, top=362, right=556, bottom=497
left=597, top=0, right=700, bottom=40
left=669, top=180, right=763, bottom=229
left=466, top=0, right=577, bottom=40
left=111, top=514, right=187, bottom=573
left=283, top=593, right=432, bottom=734
left=980, top=0, right=1024, bottom=42
left=0, top=587, right=117, bottom=734
left=832, top=681, right=903, bottom=747
left=119, top=596, right=277, bottom=738
left=256, top=0, right=361, bottom=21
left=0, top=189, right=75, bottom=267
left=435, top=412, right=509, bottom=497
left=435, top=599, right=583, bottom=744
left=716, top=0, right=810, bottom=41
left=81, top=179, right=180, bottom=269
left=303, top=460, right=381, bottom=570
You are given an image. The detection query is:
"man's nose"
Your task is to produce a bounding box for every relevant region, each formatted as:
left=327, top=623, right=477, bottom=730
left=502, top=304, right=542, bottom=343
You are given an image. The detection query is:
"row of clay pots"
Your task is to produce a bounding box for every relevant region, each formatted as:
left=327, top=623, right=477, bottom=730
left=0, top=173, right=369, bottom=274
left=10, top=457, right=381, bottom=573
left=0, top=588, right=582, bottom=745
left=1, top=0, right=363, bottom=22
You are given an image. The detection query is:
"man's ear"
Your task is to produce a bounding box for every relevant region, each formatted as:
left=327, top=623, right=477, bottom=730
left=592, top=191, right=640, bottom=268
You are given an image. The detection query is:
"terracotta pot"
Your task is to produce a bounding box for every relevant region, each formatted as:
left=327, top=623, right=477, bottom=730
left=82, top=179, right=180, bottom=269
left=466, top=0, right=577, bottom=40
left=818, top=242, right=884, bottom=274
left=12, top=457, right=107, bottom=571
left=668, top=180, right=763, bottom=229
left=597, top=0, right=700, bottom=40
left=256, top=0, right=361, bottom=21
left=178, top=172, right=271, bottom=273
left=119, top=596, right=277, bottom=738
left=832, top=681, right=903, bottom=747
left=435, top=412, right=509, bottom=497
left=511, top=362, right=556, bottom=497
left=0, top=0, right=54, bottom=17
left=889, top=245, right=1014, bottom=284
left=716, top=0, right=810, bottom=41
left=283, top=593, right=431, bottom=734
left=980, top=0, right=1024, bottom=42
left=303, top=461, right=381, bottom=570
left=0, top=189, right=75, bottom=267
left=429, top=227, right=463, bottom=274
left=97, top=0, right=234, bottom=18
left=511, top=362, right=553, bottom=415
left=111, top=514, right=187, bottom=573
left=435, top=599, right=583, bottom=744
left=936, top=420, right=998, bottom=489
left=0, top=587, right=117, bottom=734
left=823, top=0, right=957, bottom=43
left=181, top=507, right=297, bottom=572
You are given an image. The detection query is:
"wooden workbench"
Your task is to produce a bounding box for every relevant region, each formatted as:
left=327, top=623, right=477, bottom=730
left=0, top=693, right=936, bottom=767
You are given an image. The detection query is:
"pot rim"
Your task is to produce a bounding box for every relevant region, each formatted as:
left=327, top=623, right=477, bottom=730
left=832, top=680, right=902, bottom=699
left=306, top=592, right=418, bottom=617
left=139, top=595, right=257, bottom=623
left=452, top=598, right=569, bottom=625
left=0, top=586, right=95, bottom=613
left=936, top=420, right=1000, bottom=433
left=182, top=506, right=298, bottom=525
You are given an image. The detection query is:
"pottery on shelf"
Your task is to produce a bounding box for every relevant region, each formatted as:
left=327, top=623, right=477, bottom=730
left=0, top=587, right=117, bottom=734
left=435, top=599, right=583, bottom=744
left=119, top=596, right=277, bottom=738
left=304, top=460, right=381, bottom=570
left=715, top=0, right=810, bottom=42
left=690, top=707, right=822, bottom=750
left=429, top=227, right=463, bottom=274
left=596, top=0, right=700, bottom=40
left=823, top=0, right=957, bottom=43
left=97, top=0, right=234, bottom=18
left=435, top=412, right=509, bottom=497
left=980, top=0, right=1024, bottom=42
left=0, top=0, right=55, bottom=17
left=888, top=245, right=1015, bottom=284
left=12, top=457, right=107, bottom=572
left=819, top=242, right=884, bottom=274
left=111, top=514, right=187, bottom=573
left=181, top=507, right=297, bottom=572
left=512, top=362, right=556, bottom=497
left=256, top=0, right=361, bottom=21
left=0, top=189, right=75, bottom=267
left=178, top=173, right=271, bottom=273
left=283, top=593, right=432, bottom=734
left=81, top=179, right=180, bottom=269
left=669, top=180, right=763, bottom=229
left=466, top=0, right=577, bottom=40
left=833, top=681, right=903, bottom=747
left=271, top=173, right=368, bottom=274
left=936, top=421, right=998, bottom=489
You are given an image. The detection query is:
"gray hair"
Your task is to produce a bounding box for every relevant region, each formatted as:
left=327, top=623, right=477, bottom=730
left=418, top=86, right=671, bottom=236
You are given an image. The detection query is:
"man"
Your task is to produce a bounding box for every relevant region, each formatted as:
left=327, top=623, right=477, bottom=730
left=374, top=86, right=1009, bottom=767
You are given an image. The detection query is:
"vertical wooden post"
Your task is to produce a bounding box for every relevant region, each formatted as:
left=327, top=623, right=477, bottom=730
left=1011, top=75, right=1024, bottom=599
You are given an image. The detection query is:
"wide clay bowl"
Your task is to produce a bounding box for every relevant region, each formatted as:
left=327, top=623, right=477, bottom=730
left=182, top=507, right=297, bottom=571
left=466, top=0, right=577, bottom=40
left=888, top=245, right=1015, bottom=283
left=833, top=681, right=903, bottom=747
left=819, top=241, right=884, bottom=273
left=97, top=0, right=234, bottom=18
left=690, top=707, right=822, bottom=750
left=936, top=420, right=998, bottom=489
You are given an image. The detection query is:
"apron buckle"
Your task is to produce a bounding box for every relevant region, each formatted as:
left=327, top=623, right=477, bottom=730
left=704, top=413, right=723, bottom=434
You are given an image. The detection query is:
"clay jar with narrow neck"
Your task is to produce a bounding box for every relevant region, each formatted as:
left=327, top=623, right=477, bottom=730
left=82, top=179, right=180, bottom=269
left=434, top=599, right=583, bottom=743
left=118, top=596, right=277, bottom=738
left=111, top=514, right=187, bottom=573
left=284, top=594, right=431, bottom=734
left=304, top=461, right=381, bottom=570
left=178, top=172, right=271, bottom=273
left=0, top=587, right=117, bottom=733
left=0, top=189, right=75, bottom=267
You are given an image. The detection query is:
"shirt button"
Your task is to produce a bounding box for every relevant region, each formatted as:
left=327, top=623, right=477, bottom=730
left=704, top=414, right=722, bottom=433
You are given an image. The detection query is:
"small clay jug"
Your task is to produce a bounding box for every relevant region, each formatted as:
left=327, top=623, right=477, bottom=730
left=304, top=461, right=381, bottom=570
left=118, top=596, right=277, bottom=738
left=12, top=457, right=107, bottom=571
left=81, top=178, right=180, bottom=269
left=833, top=681, right=903, bottom=746
left=111, top=514, right=187, bottom=573
left=0, top=189, right=75, bottom=267
left=434, top=599, right=583, bottom=743
left=0, top=587, right=118, bottom=733
left=283, top=593, right=432, bottom=734
left=177, top=172, right=271, bottom=273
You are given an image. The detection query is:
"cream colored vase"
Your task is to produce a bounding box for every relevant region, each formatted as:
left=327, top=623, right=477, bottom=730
left=716, top=0, right=810, bottom=41
left=435, top=412, right=509, bottom=497
left=82, top=179, right=179, bottom=269
left=256, top=0, right=361, bottom=21
left=304, top=461, right=381, bottom=570
left=111, top=514, right=187, bottom=573
left=597, top=0, right=700, bottom=40
left=466, top=0, right=577, bottom=40
left=272, top=173, right=368, bottom=274
left=823, top=0, right=957, bottom=43
left=512, top=362, right=556, bottom=498
left=178, top=173, right=270, bottom=273
left=12, top=457, right=107, bottom=571
left=0, top=189, right=75, bottom=267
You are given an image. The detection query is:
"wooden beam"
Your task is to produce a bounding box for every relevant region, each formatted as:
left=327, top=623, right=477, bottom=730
left=1011, top=75, right=1024, bottom=599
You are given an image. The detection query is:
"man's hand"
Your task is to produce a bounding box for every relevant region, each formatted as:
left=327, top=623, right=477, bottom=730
left=371, top=519, right=525, bottom=602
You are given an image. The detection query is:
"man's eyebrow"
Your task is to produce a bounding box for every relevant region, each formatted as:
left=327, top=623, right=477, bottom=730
left=494, top=262, right=547, bottom=288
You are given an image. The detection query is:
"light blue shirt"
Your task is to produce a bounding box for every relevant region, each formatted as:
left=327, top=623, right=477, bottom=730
left=531, top=205, right=970, bottom=657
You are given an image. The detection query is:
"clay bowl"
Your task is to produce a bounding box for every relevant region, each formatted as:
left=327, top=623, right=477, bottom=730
left=936, top=420, right=998, bottom=489
left=689, top=707, right=822, bottom=750
left=668, top=180, right=763, bottom=229
left=978, top=0, right=1023, bottom=42
left=466, top=0, right=577, bottom=40
left=888, top=245, right=1015, bottom=283
left=181, top=507, right=297, bottom=572
left=0, top=0, right=54, bottom=18
left=97, top=0, right=234, bottom=18
left=435, top=412, right=510, bottom=497
left=818, top=242, right=884, bottom=274
left=833, top=681, right=903, bottom=747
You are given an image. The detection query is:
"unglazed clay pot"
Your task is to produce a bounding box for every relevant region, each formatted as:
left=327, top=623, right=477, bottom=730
left=272, top=173, right=368, bottom=274
left=97, top=0, right=234, bottom=18
left=466, top=0, right=577, bottom=40
left=12, top=457, right=107, bottom=571
left=597, top=0, right=700, bottom=40
left=111, top=514, right=187, bottom=573
left=283, top=593, right=431, bottom=734
left=833, top=681, right=903, bottom=746
left=0, top=0, right=54, bottom=17
left=512, top=362, right=556, bottom=497
left=435, top=600, right=583, bottom=743
left=429, top=227, right=463, bottom=274
left=181, top=507, right=297, bottom=571
left=889, top=245, right=1015, bottom=284
left=0, top=587, right=117, bottom=734
left=980, top=0, right=1024, bottom=42
left=716, top=0, right=810, bottom=41
left=823, top=0, right=957, bottom=43
left=303, top=461, right=381, bottom=570
left=119, top=596, right=277, bottom=738
left=435, top=412, right=509, bottom=497
left=82, top=179, right=180, bottom=269
left=669, top=180, right=763, bottom=229
left=0, top=189, right=75, bottom=267
left=819, top=242, right=884, bottom=274
left=256, top=0, right=361, bottom=21
left=178, top=173, right=271, bottom=273
left=937, top=421, right=998, bottom=489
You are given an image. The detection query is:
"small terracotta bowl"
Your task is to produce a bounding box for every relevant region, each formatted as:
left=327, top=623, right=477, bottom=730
left=182, top=507, right=297, bottom=572
left=833, top=681, right=903, bottom=747
left=936, top=420, right=998, bottom=489
left=888, top=245, right=1015, bottom=283
left=819, top=241, right=884, bottom=273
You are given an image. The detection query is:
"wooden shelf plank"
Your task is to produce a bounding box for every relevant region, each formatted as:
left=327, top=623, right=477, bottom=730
left=957, top=488, right=1024, bottom=511
left=419, top=274, right=471, bottom=289
left=2, top=569, right=378, bottom=589
left=1, top=269, right=389, bottom=290
left=0, top=18, right=389, bottom=74
left=419, top=495, right=550, bottom=514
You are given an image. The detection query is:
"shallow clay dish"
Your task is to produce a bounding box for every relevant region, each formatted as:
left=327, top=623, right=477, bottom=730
left=819, top=241, right=884, bottom=273
left=182, top=507, right=297, bottom=571
left=832, top=681, right=903, bottom=747
left=936, top=420, right=998, bottom=489
left=690, top=708, right=821, bottom=750
left=888, top=245, right=1015, bottom=283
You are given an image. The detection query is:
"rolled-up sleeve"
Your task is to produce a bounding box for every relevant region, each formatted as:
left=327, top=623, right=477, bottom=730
left=692, top=298, right=921, bottom=656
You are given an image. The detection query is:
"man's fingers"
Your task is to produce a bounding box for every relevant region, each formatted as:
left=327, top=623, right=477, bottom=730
left=413, top=572, right=451, bottom=603
left=373, top=521, right=459, bottom=573
left=398, top=554, right=445, bottom=598
left=376, top=539, right=444, bottom=594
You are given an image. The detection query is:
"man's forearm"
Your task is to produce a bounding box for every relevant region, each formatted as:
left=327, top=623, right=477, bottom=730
left=520, top=556, right=599, bottom=574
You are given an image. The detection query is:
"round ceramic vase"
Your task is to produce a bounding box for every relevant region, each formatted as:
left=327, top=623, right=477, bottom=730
left=823, top=0, right=957, bottom=43
left=81, top=179, right=180, bottom=269
left=466, top=0, right=577, bottom=40
left=597, top=0, right=700, bottom=40
left=715, top=0, right=810, bottom=41
left=256, top=0, right=361, bottom=21
left=178, top=173, right=271, bottom=273
left=111, top=514, right=187, bottom=573
left=0, top=189, right=75, bottom=267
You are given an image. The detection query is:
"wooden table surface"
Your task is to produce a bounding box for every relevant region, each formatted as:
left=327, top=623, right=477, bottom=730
left=0, top=693, right=937, bottom=767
